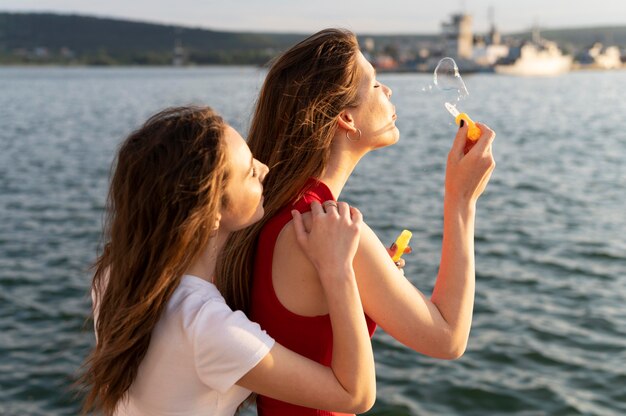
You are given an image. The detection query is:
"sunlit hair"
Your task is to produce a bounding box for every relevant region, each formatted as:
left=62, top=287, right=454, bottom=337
left=79, top=106, right=229, bottom=415
left=218, top=28, right=363, bottom=313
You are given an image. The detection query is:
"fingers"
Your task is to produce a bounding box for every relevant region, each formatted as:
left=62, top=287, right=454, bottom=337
left=322, top=200, right=339, bottom=217
left=450, top=121, right=469, bottom=159
left=337, top=201, right=350, bottom=219
left=470, top=123, right=496, bottom=155
left=291, top=210, right=307, bottom=247
left=313, top=200, right=362, bottom=226
left=310, top=200, right=324, bottom=216
left=388, top=244, right=411, bottom=258
left=451, top=122, right=496, bottom=159
left=467, top=123, right=496, bottom=174
left=349, top=206, right=363, bottom=226
left=300, top=211, right=313, bottom=233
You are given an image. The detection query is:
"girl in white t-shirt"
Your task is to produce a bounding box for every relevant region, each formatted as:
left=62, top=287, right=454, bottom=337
left=79, top=106, right=375, bottom=415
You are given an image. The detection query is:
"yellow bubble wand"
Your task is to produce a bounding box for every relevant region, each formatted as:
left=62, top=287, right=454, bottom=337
left=445, top=102, right=481, bottom=141
left=391, top=229, right=413, bottom=262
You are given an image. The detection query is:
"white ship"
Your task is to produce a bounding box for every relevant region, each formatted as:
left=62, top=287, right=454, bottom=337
left=495, top=30, right=572, bottom=76
left=575, top=42, right=623, bottom=70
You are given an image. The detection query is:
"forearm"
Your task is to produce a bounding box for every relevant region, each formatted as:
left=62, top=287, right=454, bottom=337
left=430, top=197, right=476, bottom=357
left=321, top=267, right=376, bottom=410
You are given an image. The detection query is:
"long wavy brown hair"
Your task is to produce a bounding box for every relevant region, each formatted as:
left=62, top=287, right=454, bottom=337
left=218, top=28, right=363, bottom=314
left=79, top=106, right=230, bottom=415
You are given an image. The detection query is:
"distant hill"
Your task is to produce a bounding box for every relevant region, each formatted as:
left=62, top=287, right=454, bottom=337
left=511, top=26, right=626, bottom=52
left=0, top=12, right=624, bottom=65
left=0, top=12, right=307, bottom=64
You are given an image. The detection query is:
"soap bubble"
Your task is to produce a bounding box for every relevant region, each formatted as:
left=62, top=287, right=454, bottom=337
left=433, top=57, right=469, bottom=104
left=419, top=57, right=472, bottom=123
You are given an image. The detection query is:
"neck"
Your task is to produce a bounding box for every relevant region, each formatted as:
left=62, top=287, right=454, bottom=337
left=185, top=229, right=230, bottom=283
left=318, top=134, right=367, bottom=198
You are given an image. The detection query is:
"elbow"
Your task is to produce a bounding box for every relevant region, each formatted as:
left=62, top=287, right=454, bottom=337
left=425, top=332, right=468, bottom=360
left=342, top=383, right=376, bottom=414
left=350, top=387, right=376, bottom=414
left=443, top=344, right=466, bottom=360
left=439, top=339, right=468, bottom=360
left=354, top=400, right=376, bottom=414
left=360, top=385, right=377, bottom=413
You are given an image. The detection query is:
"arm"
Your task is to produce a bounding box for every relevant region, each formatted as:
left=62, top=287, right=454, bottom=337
left=237, top=201, right=376, bottom=414
left=354, top=123, right=496, bottom=359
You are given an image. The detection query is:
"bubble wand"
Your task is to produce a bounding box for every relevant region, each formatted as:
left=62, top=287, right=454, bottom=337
left=391, top=230, right=412, bottom=262
left=434, top=57, right=482, bottom=141
left=445, top=102, right=482, bottom=141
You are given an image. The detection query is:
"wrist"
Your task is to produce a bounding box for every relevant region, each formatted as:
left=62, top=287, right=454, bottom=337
left=444, top=194, right=476, bottom=215
left=318, top=264, right=356, bottom=284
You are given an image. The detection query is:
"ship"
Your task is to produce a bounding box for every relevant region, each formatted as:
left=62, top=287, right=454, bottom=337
left=495, top=28, right=572, bottom=76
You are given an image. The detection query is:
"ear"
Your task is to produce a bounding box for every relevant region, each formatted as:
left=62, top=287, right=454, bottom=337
left=337, top=110, right=358, bottom=134
left=213, top=212, right=222, bottom=232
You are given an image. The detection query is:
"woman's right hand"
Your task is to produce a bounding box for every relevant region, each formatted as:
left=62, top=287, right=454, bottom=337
left=291, top=201, right=362, bottom=283
left=445, top=122, right=496, bottom=206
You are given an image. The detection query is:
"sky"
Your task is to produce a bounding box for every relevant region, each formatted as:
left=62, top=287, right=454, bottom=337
left=2, top=0, right=626, bottom=34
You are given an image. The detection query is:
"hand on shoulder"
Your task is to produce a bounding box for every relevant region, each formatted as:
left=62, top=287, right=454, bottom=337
left=291, top=201, right=362, bottom=281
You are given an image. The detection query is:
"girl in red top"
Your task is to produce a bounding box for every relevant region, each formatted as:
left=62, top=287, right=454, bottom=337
left=221, top=29, right=496, bottom=415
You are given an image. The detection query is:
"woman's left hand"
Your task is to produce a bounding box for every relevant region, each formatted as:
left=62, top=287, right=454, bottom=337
left=386, top=244, right=411, bottom=272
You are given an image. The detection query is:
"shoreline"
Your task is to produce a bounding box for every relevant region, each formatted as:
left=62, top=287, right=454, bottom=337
left=2, top=63, right=625, bottom=75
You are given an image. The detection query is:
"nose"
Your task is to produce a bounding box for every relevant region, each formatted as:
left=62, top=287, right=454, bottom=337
left=384, top=84, right=393, bottom=99
left=259, top=162, right=269, bottom=183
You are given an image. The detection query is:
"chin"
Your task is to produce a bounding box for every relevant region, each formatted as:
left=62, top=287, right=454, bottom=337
left=375, top=131, right=400, bottom=149
left=231, top=208, right=265, bottom=232
left=251, top=205, right=265, bottom=224
left=389, top=130, right=400, bottom=145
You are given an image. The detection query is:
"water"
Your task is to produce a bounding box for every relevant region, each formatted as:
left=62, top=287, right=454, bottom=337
left=1, top=67, right=625, bottom=415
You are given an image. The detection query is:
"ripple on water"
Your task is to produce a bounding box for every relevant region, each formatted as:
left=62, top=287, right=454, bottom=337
left=2, top=68, right=626, bottom=415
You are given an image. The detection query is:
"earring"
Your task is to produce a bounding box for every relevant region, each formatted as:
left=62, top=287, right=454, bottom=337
left=346, top=128, right=362, bottom=142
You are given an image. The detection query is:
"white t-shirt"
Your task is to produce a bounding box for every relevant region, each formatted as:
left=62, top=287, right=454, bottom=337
left=96, top=274, right=275, bottom=416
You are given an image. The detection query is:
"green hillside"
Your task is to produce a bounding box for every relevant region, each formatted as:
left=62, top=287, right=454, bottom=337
left=0, top=12, right=624, bottom=66
left=0, top=12, right=306, bottom=65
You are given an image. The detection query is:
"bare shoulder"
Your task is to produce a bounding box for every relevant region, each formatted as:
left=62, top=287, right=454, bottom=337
left=272, top=218, right=329, bottom=316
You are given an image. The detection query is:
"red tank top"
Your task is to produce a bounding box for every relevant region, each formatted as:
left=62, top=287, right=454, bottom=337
left=251, top=178, right=377, bottom=416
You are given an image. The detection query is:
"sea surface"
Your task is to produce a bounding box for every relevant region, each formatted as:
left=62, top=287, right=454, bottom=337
left=1, top=66, right=625, bottom=416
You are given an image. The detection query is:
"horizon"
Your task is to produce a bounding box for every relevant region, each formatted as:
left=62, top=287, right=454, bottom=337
left=2, top=9, right=626, bottom=37
left=2, top=1, right=626, bottom=35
